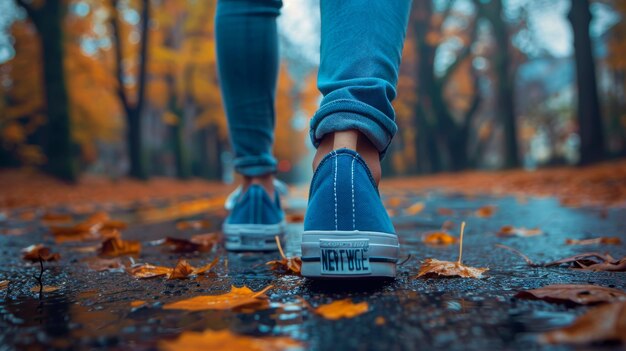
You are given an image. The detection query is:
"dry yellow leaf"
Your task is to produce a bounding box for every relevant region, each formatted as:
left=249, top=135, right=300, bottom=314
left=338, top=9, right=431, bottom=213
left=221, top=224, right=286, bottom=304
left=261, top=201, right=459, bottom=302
left=163, top=285, right=272, bottom=312
left=416, top=222, right=488, bottom=279
left=405, top=202, right=425, bottom=215
left=314, top=299, right=369, bottom=320
left=0, top=280, right=8, bottom=290
left=540, top=301, right=626, bottom=345
left=159, top=329, right=303, bottom=351
left=498, top=226, right=543, bottom=237
left=130, top=300, right=146, bottom=308
left=22, top=244, right=60, bottom=262
left=31, top=285, right=59, bottom=293
left=565, top=237, right=622, bottom=245
left=99, top=237, right=141, bottom=257
left=422, top=231, right=458, bottom=246
left=475, top=205, right=496, bottom=218
left=266, top=236, right=302, bottom=274
left=417, top=258, right=489, bottom=278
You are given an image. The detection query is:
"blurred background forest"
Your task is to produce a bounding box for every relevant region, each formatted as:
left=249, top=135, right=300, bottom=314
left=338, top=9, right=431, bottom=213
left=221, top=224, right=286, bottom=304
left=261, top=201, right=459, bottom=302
left=0, top=0, right=624, bottom=184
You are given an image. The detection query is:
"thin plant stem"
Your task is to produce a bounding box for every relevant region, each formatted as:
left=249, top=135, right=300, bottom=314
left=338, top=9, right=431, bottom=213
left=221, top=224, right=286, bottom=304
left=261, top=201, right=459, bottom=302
left=457, top=221, right=466, bottom=264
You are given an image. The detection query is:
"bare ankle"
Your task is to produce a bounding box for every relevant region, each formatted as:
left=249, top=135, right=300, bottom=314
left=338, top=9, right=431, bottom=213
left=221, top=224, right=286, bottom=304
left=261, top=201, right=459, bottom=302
left=242, top=173, right=275, bottom=196
left=312, top=130, right=382, bottom=184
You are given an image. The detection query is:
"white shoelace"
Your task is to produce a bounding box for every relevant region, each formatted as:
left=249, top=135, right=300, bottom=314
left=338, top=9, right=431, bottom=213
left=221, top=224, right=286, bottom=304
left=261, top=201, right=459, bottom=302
left=224, top=179, right=289, bottom=210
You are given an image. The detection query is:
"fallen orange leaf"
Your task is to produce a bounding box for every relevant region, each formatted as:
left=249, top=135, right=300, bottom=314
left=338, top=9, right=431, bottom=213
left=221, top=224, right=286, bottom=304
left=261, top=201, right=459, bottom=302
left=286, top=213, right=305, bottom=223
left=405, top=202, right=425, bottom=215
left=42, top=212, right=73, bottom=222
left=130, top=300, right=146, bottom=308
left=160, top=329, right=303, bottom=351
left=22, top=244, right=60, bottom=262
left=540, top=301, right=626, bottom=345
left=176, top=219, right=211, bottom=230
left=313, top=299, right=369, bottom=320
left=99, top=237, right=141, bottom=257
left=163, top=285, right=272, bottom=312
left=416, top=222, right=488, bottom=278
left=375, top=316, right=386, bottom=326
left=544, top=252, right=626, bottom=272
left=497, top=226, right=543, bottom=237
left=31, top=285, right=59, bottom=293
left=437, top=208, right=455, bottom=216
left=129, top=258, right=219, bottom=279
left=266, top=236, right=302, bottom=274
left=475, top=205, right=496, bottom=218
left=162, top=233, right=218, bottom=253
left=565, top=237, right=622, bottom=245
left=385, top=197, right=403, bottom=208
left=0, top=280, right=8, bottom=290
left=422, top=231, right=458, bottom=246
left=516, top=284, right=626, bottom=305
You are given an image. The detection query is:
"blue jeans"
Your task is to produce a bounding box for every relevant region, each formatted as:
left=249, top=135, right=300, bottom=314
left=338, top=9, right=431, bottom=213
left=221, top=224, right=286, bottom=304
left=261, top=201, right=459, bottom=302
left=216, top=0, right=411, bottom=176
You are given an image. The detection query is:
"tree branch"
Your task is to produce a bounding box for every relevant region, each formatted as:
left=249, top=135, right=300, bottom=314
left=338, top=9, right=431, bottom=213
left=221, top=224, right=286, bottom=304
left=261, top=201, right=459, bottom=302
left=438, top=15, right=479, bottom=85
left=135, top=0, right=150, bottom=117
left=109, top=0, right=130, bottom=113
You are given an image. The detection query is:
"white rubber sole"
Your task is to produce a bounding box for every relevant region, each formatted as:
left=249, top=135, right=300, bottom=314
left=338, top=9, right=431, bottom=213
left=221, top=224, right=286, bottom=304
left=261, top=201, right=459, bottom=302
left=223, top=221, right=286, bottom=251
left=301, top=231, right=400, bottom=279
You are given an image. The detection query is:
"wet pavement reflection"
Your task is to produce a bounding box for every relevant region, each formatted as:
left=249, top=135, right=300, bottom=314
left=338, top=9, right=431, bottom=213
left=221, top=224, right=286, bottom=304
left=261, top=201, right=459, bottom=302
left=0, top=188, right=625, bottom=350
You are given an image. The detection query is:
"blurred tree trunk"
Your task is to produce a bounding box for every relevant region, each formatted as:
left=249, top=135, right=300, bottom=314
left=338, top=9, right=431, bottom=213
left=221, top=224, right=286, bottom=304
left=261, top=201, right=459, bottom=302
left=475, top=0, right=520, bottom=169
left=412, top=0, right=480, bottom=172
left=568, top=0, right=605, bottom=164
left=111, top=0, right=150, bottom=179
left=15, top=0, right=77, bottom=181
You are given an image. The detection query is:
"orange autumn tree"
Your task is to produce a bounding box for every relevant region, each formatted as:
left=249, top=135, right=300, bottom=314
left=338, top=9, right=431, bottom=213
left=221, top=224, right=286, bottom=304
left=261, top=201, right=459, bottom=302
left=3, top=0, right=122, bottom=173
left=0, top=20, right=47, bottom=167
left=148, top=0, right=226, bottom=179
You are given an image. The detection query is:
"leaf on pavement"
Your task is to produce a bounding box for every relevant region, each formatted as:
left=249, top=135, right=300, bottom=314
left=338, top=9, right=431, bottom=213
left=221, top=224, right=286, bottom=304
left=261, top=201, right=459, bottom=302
left=176, top=219, right=211, bottom=230
left=421, top=231, right=458, bottom=246
left=42, top=212, right=73, bottom=222
left=545, top=252, right=626, bottom=272
left=31, top=285, right=59, bottom=293
left=129, top=258, right=219, bottom=279
left=83, top=257, right=125, bottom=272
left=0, top=280, right=8, bottom=290
left=565, top=237, right=622, bottom=245
left=497, top=226, right=543, bottom=237
left=475, top=205, right=496, bottom=218
left=437, top=208, right=455, bottom=216
left=130, top=300, right=146, bottom=308
left=405, top=202, right=425, bottom=215
left=540, top=301, right=626, bottom=345
left=416, top=222, right=488, bottom=278
left=286, top=213, right=305, bottom=223
left=159, top=329, right=303, bottom=351
left=50, top=212, right=126, bottom=242
left=162, top=233, right=218, bottom=253
left=516, top=284, right=626, bottom=305
left=99, top=237, right=141, bottom=257
left=266, top=236, right=302, bottom=274
left=312, top=299, right=369, bottom=320
left=22, top=244, right=60, bottom=262
left=163, top=285, right=272, bottom=312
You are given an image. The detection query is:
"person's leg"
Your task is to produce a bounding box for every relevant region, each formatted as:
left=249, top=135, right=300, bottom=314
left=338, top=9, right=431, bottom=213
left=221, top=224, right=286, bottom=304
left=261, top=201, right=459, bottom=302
left=216, top=0, right=285, bottom=251
left=310, top=0, right=411, bottom=181
left=302, top=0, right=411, bottom=278
left=215, top=0, right=282, bottom=195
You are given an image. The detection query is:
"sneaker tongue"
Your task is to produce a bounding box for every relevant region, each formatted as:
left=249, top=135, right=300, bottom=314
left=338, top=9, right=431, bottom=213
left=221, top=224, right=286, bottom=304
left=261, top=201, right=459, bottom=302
left=224, top=179, right=288, bottom=210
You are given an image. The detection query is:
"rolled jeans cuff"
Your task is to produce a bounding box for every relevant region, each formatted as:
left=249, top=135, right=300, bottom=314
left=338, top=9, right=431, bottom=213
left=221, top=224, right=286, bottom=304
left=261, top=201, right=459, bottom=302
left=309, top=99, right=398, bottom=158
left=234, top=155, right=277, bottom=176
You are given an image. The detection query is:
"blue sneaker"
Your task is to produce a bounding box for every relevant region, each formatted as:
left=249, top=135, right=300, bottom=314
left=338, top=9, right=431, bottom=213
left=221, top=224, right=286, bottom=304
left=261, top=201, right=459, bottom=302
left=301, top=149, right=400, bottom=278
left=223, top=184, right=286, bottom=251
